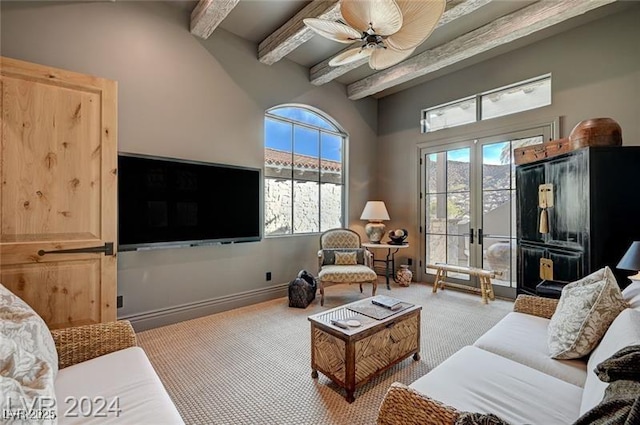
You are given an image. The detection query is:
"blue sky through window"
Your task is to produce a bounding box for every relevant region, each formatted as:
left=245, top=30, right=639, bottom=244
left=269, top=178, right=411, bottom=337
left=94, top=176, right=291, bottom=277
left=429, top=143, right=507, bottom=165
left=269, top=107, right=337, bottom=131
left=265, top=109, right=342, bottom=161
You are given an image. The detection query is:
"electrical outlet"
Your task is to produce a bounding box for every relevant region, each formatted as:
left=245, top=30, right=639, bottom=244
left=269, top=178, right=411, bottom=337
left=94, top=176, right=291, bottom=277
left=266, top=272, right=272, bottom=281
left=117, top=295, right=123, bottom=309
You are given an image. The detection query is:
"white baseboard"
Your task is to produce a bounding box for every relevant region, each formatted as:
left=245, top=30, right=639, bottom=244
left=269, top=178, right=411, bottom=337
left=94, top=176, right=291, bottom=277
left=119, top=283, right=289, bottom=331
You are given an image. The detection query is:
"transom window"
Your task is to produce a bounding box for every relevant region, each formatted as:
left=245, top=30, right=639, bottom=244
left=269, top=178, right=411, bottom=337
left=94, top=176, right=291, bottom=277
left=264, top=105, right=346, bottom=236
left=421, top=74, right=552, bottom=133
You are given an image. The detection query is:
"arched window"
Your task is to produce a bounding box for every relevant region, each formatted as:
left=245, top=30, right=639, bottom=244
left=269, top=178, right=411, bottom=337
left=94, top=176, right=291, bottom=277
left=264, top=105, right=347, bottom=236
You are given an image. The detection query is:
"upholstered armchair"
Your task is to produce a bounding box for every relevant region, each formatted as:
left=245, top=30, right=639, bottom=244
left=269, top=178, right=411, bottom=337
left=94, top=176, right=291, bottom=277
left=317, top=228, right=378, bottom=306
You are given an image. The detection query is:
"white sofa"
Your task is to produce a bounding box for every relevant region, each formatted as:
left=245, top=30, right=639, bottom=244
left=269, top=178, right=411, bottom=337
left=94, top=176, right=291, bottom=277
left=377, top=281, right=640, bottom=425
left=0, top=281, right=182, bottom=424
left=52, top=321, right=184, bottom=424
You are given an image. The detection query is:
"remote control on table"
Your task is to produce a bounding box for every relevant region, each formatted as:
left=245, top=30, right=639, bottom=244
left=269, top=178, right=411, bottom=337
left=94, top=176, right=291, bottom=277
left=331, top=320, right=349, bottom=329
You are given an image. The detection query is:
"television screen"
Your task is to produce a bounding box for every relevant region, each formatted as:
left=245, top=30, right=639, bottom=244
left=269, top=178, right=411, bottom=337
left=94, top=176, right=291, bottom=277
left=118, top=153, right=261, bottom=250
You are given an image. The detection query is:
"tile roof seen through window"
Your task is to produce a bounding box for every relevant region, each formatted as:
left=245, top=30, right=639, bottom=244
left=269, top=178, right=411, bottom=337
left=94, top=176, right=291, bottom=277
left=265, top=148, right=341, bottom=172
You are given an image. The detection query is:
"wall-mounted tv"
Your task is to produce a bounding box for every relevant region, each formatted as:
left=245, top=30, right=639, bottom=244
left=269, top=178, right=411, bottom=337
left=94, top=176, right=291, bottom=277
left=118, top=153, right=261, bottom=251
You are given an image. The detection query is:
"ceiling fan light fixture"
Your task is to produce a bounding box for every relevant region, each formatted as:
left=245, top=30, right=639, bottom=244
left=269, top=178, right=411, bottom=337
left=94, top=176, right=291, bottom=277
left=340, top=0, right=403, bottom=37
left=304, top=0, right=446, bottom=70
left=328, top=47, right=373, bottom=67
left=369, top=45, right=415, bottom=70
left=385, top=0, right=446, bottom=51
left=303, top=18, right=361, bottom=43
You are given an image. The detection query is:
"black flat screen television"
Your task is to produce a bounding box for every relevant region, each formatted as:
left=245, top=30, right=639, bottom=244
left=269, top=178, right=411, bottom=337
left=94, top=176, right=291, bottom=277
left=118, top=153, right=261, bottom=251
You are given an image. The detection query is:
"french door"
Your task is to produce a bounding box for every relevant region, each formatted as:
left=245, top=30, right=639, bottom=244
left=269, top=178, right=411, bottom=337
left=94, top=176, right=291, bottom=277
left=420, top=125, right=554, bottom=298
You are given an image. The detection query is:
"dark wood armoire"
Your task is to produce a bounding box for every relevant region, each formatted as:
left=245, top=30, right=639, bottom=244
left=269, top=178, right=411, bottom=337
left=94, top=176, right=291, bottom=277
left=516, top=146, right=640, bottom=296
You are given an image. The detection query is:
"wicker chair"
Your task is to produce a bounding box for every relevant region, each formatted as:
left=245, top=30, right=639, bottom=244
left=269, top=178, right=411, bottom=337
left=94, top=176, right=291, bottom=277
left=317, top=228, right=378, bottom=306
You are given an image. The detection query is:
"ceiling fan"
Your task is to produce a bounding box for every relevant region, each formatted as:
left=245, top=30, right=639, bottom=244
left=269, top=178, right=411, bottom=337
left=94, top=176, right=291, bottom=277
left=304, top=0, right=445, bottom=70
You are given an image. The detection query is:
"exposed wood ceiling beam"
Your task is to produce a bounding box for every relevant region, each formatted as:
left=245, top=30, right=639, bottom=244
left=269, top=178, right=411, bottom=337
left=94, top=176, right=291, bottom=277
left=191, top=0, right=241, bottom=39
left=310, top=0, right=493, bottom=86
left=258, top=0, right=341, bottom=66
left=347, top=0, right=616, bottom=100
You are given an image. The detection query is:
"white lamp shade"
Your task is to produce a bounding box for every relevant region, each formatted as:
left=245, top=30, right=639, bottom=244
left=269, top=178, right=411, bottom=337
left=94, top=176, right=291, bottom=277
left=360, top=201, right=390, bottom=221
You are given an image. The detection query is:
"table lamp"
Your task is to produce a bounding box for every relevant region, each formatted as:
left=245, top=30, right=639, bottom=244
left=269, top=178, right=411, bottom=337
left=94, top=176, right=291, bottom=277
left=617, top=241, right=640, bottom=285
left=360, top=201, right=390, bottom=244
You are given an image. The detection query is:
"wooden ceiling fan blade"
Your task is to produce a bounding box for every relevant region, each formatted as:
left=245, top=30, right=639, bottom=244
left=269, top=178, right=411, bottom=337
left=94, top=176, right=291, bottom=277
left=303, top=18, right=362, bottom=43
left=369, top=46, right=414, bottom=70
left=341, top=0, right=403, bottom=36
left=386, top=0, right=446, bottom=51
left=328, top=47, right=373, bottom=67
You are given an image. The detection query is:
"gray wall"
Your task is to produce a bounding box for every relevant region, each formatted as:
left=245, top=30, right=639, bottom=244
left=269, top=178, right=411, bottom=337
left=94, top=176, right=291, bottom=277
left=377, top=5, right=640, bottom=273
left=1, top=1, right=378, bottom=328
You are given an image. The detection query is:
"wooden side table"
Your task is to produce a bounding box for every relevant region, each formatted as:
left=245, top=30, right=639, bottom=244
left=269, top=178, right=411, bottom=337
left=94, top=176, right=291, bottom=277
left=363, top=242, right=410, bottom=290
left=308, top=298, right=421, bottom=402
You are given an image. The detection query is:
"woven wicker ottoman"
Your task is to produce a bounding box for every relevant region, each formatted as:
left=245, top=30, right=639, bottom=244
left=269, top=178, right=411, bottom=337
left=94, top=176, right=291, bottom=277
left=308, top=298, right=421, bottom=402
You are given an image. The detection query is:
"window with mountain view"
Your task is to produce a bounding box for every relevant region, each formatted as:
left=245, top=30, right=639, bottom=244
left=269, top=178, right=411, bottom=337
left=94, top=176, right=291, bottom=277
left=264, top=105, right=346, bottom=236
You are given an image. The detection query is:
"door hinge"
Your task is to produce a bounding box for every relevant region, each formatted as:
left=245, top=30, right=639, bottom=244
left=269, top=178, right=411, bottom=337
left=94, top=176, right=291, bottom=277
left=420, top=158, right=423, bottom=165
left=420, top=192, right=423, bottom=199
left=419, top=226, right=423, bottom=233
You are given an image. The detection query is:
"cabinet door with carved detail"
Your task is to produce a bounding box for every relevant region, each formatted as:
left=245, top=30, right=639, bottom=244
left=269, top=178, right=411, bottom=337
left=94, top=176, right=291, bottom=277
left=0, top=57, right=117, bottom=329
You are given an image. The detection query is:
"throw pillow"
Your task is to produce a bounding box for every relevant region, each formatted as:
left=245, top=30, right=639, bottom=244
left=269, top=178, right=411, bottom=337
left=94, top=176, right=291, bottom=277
left=0, top=284, right=58, bottom=421
left=322, top=248, right=365, bottom=266
left=335, top=251, right=358, bottom=265
left=0, top=336, right=57, bottom=424
left=547, top=267, right=627, bottom=359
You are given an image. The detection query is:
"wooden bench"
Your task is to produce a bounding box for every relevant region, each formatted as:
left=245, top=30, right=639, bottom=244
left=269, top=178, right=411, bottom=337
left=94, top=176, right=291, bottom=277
left=428, top=263, right=496, bottom=304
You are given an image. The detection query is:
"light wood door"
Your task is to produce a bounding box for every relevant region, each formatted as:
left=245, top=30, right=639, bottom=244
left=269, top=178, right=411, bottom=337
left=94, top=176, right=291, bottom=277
left=0, top=57, right=117, bottom=329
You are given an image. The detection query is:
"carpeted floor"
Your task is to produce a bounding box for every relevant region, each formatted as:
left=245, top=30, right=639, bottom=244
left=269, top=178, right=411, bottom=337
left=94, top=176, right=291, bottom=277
left=137, top=280, right=513, bottom=425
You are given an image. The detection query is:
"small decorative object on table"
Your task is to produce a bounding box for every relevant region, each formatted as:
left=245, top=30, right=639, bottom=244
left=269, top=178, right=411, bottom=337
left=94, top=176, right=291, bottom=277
left=388, top=228, right=408, bottom=245
left=396, top=265, right=412, bottom=287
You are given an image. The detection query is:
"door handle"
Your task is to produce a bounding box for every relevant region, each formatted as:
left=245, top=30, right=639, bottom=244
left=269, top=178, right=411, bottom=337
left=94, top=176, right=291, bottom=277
left=38, top=242, right=114, bottom=256
left=469, top=228, right=474, bottom=244
left=478, top=229, right=483, bottom=245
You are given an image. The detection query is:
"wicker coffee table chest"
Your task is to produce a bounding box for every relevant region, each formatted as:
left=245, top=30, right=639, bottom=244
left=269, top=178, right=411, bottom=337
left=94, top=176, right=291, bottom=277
left=308, top=298, right=421, bottom=402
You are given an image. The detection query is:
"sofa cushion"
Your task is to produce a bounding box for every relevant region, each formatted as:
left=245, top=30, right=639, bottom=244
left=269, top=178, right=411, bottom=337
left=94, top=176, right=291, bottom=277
left=622, top=280, right=640, bottom=310
left=55, top=347, right=184, bottom=424
left=547, top=267, right=626, bottom=359
left=474, top=312, right=587, bottom=387
left=580, top=309, right=640, bottom=415
left=409, top=346, right=583, bottom=425
left=318, top=265, right=376, bottom=282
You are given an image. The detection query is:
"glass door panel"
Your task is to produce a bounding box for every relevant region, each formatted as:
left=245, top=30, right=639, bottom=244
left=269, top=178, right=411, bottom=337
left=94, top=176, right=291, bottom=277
left=421, top=122, right=554, bottom=298
left=424, top=147, right=471, bottom=282
left=478, top=134, right=545, bottom=292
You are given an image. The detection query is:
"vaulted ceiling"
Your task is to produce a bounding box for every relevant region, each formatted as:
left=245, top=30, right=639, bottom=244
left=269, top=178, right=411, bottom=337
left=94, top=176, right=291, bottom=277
left=186, top=0, right=628, bottom=100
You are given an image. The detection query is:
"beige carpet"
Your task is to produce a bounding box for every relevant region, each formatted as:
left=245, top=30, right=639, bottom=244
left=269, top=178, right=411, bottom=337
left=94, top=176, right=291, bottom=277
left=137, top=281, right=513, bottom=425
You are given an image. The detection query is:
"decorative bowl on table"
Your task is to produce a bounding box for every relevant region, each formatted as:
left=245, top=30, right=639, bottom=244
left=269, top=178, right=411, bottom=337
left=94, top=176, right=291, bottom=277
left=388, top=229, right=408, bottom=245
